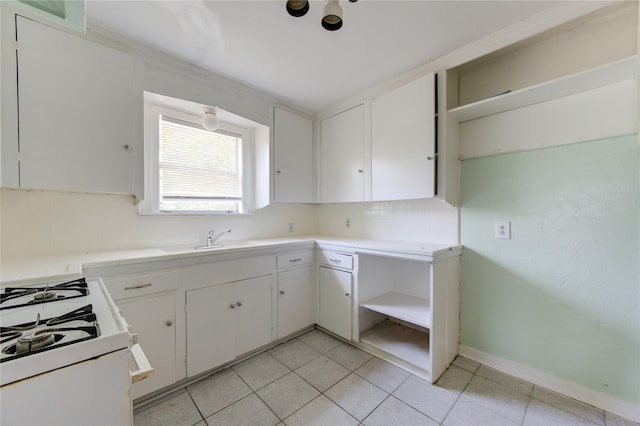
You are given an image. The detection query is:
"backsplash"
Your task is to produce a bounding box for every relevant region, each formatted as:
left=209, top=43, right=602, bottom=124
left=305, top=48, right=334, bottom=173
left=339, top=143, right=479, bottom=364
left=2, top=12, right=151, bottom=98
left=317, top=198, right=458, bottom=243
left=0, top=188, right=317, bottom=258
left=0, top=189, right=459, bottom=258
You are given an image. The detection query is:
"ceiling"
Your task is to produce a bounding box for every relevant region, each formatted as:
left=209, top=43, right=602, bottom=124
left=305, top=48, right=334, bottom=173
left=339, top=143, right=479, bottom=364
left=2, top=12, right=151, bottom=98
left=86, top=0, right=562, bottom=113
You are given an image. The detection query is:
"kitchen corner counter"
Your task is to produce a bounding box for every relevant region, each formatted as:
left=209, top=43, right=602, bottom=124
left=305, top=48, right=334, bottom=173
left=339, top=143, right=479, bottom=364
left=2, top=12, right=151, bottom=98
left=0, top=236, right=460, bottom=285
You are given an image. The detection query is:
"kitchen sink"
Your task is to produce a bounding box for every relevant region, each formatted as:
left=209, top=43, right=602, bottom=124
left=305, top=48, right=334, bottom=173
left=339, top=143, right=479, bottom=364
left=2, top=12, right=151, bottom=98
left=194, top=244, right=223, bottom=250
left=161, top=241, right=264, bottom=253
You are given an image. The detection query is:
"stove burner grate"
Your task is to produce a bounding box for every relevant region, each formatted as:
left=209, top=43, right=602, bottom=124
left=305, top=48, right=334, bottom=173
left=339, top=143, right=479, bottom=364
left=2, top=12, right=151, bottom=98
left=0, top=278, right=89, bottom=310
left=0, top=304, right=100, bottom=362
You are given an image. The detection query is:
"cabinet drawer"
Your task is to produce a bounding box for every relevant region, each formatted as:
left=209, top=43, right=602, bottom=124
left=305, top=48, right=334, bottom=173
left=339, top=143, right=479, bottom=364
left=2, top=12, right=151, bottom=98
left=104, top=271, right=177, bottom=301
left=318, top=252, right=353, bottom=270
left=277, top=252, right=313, bottom=269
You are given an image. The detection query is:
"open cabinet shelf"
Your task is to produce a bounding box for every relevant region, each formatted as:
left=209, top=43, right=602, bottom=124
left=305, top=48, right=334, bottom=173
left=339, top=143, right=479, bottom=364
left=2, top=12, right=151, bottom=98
left=447, top=55, right=637, bottom=123
left=360, top=291, right=431, bottom=329
left=359, top=320, right=430, bottom=375
left=354, top=249, right=460, bottom=382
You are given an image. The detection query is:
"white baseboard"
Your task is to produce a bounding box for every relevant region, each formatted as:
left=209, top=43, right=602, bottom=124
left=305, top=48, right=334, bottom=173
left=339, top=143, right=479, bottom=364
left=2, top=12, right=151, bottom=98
left=458, top=345, right=640, bottom=423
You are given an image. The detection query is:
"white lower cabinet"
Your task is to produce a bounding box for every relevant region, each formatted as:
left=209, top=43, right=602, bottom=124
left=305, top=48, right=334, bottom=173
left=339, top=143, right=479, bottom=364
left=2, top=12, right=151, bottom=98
left=318, top=266, right=353, bottom=340
left=96, top=270, right=178, bottom=400
left=186, top=275, right=272, bottom=377
left=277, top=265, right=313, bottom=338
left=118, top=293, right=176, bottom=399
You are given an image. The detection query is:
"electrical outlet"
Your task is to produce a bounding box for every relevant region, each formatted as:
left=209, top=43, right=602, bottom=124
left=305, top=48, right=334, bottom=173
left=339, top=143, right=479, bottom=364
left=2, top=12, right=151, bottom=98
left=495, top=221, right=511, bottom=239
left=346, top=218, right=351, bottom=229
left=288, top=222, right=294, bottom=233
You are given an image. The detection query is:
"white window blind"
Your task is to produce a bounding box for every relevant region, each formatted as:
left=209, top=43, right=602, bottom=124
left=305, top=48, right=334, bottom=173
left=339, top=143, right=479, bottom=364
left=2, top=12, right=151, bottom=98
left=159, top=115, right=242, bottom=212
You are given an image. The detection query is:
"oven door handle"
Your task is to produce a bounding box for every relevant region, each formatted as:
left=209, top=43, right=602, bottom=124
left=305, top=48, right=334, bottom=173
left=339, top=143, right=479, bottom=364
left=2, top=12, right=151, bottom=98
left=129, top=343, right=153, bottom=384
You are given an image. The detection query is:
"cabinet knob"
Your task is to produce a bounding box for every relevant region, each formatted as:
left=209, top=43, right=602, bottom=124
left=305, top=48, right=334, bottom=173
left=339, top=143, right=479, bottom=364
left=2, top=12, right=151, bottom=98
left=427, top=156, right=434, bottom=160
left=276, top=169, right=282, bottom=174
left=236, top=301, right=242, bottom=307
left=230, top=304, right=236, bottom=309
left=124, top=144, right=130, bottom=150
left=280, top=290, right=285, bottom=295
left=166, top=320, right=173, bottom=327
left=357, top=169, right=363, bottom=173
left=345, top=293, right=350, bottom=297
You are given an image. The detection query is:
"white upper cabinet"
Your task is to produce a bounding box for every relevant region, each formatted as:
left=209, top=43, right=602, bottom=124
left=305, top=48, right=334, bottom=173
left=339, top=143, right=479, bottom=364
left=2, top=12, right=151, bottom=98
left=371, top=73, right=436, bottom=201
left=16, top=16, right=134, bottom=193
left=319, top=104, right=365, bottom=203
left=274, top=108, right=314, bottom=203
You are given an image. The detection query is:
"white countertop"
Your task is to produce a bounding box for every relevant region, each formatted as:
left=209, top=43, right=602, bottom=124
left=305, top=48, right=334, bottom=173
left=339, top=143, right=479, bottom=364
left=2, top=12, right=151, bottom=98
left=0, top=236, right=460, bottom=285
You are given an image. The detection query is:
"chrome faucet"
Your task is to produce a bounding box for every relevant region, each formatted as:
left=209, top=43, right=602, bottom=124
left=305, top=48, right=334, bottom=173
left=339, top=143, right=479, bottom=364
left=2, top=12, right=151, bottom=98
left=207, top=229, right=231, bottom=246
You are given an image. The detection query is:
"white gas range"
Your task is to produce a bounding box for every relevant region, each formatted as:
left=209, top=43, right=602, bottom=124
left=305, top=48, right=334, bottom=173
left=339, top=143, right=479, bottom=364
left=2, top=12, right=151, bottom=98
left=0, top=277, right=152, bottom=425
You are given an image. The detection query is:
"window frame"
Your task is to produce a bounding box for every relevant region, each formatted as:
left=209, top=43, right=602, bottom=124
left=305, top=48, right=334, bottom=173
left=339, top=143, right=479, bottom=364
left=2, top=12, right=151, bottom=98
left=139, top=103, right=255, bottom=216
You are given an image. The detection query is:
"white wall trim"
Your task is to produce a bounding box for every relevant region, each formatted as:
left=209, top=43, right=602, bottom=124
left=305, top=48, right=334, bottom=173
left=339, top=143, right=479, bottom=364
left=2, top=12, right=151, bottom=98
left=459, top=345, right=640, bottom=423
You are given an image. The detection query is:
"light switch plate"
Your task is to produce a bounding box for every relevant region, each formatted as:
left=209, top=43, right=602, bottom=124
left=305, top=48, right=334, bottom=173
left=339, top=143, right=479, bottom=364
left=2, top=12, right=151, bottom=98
left=495, top=221, right=511, bottom=239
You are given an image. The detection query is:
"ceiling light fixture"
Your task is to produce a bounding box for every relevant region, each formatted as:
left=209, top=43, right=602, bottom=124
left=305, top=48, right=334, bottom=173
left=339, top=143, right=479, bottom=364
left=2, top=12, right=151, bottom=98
left=286, top=0, right=357, bottom=31
left=286, top=0, right=309, bottom=17
left=321, top=0, right=343, bottom=31
left=202, top=107, right=219, bottom=131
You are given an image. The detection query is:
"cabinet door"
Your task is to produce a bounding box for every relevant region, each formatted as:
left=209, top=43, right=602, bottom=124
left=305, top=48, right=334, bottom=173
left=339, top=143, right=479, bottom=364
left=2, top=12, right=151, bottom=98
left=277, top=266, right=313, bottom=338
left=274, top=108, right=314, bottom=203
left=234, top=275, right=273, bottom=356
left=16, top=17, right=134, bottom=193
left=319, top=105, right=365, bottom=203
left=118, top=293, right=176, bottom=399
left=371, top=73, right=436, bottom=201
left=318, top=266, right=352, bottom=340
left=186, top=283, right=236, bottom=377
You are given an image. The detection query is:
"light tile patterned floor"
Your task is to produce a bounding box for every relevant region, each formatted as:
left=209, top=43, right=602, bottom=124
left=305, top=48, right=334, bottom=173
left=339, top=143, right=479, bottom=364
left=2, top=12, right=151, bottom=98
left=134, top=329, right=638, bottom=426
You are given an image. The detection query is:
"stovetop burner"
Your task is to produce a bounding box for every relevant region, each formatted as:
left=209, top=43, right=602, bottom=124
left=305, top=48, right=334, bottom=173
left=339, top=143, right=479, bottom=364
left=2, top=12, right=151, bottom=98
left=0, top=278, right=89, bottom=310
left=0, top=304, right=100, bottom=362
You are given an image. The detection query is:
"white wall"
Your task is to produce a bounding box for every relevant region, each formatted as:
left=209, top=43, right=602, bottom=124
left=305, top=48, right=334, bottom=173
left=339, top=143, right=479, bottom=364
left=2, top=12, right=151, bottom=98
left=0, top=188, right=317, bottom=258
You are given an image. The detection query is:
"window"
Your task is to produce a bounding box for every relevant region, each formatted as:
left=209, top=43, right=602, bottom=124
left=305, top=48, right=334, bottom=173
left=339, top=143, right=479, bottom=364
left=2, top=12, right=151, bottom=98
left=159, top=116, right=244, bottom=213
left=140, top=92, right=269, bottom=215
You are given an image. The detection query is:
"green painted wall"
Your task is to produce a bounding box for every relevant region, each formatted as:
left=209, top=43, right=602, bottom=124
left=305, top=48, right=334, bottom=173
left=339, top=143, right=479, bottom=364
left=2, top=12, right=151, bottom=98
left=460, top=134, right=640, bottom=403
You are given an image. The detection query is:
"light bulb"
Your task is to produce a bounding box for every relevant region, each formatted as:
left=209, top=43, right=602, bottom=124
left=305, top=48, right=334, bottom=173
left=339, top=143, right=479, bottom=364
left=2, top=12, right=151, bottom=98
left=202, top=107, right=219, bottom=131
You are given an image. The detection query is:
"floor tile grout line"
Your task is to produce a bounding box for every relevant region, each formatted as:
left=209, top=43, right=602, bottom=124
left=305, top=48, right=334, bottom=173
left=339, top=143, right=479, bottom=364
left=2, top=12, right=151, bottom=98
left=251, top=388, right=288, bottom=424
left=185, top=387, right=207, bottom=425
left=520, top=391, right=533, bottom=426
left=359, top=392, right=393, bottom=425
left=437, top=368, right=477, bottom=425
left=351, top=358, right=411, bottom=395
left=232, top=358, right=294, bottom=424
left=283, top=392, right=360, bottom=425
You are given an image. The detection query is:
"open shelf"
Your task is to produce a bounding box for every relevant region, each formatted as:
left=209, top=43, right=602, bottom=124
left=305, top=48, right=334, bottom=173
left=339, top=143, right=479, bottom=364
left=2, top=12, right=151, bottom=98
left=360, top=291, right=431, bottom=329
left=447, top=55, right=637, bottom=123
left=359, top=320, right=430, bottom=373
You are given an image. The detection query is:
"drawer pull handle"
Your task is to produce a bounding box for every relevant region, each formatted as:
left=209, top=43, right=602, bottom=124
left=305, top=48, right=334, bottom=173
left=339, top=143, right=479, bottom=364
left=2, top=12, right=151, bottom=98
left=124, top=283, right=152, bottom=290
left=329, top=258, right=341, bottom=264
left=290, top=258, right=302, bottom=263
